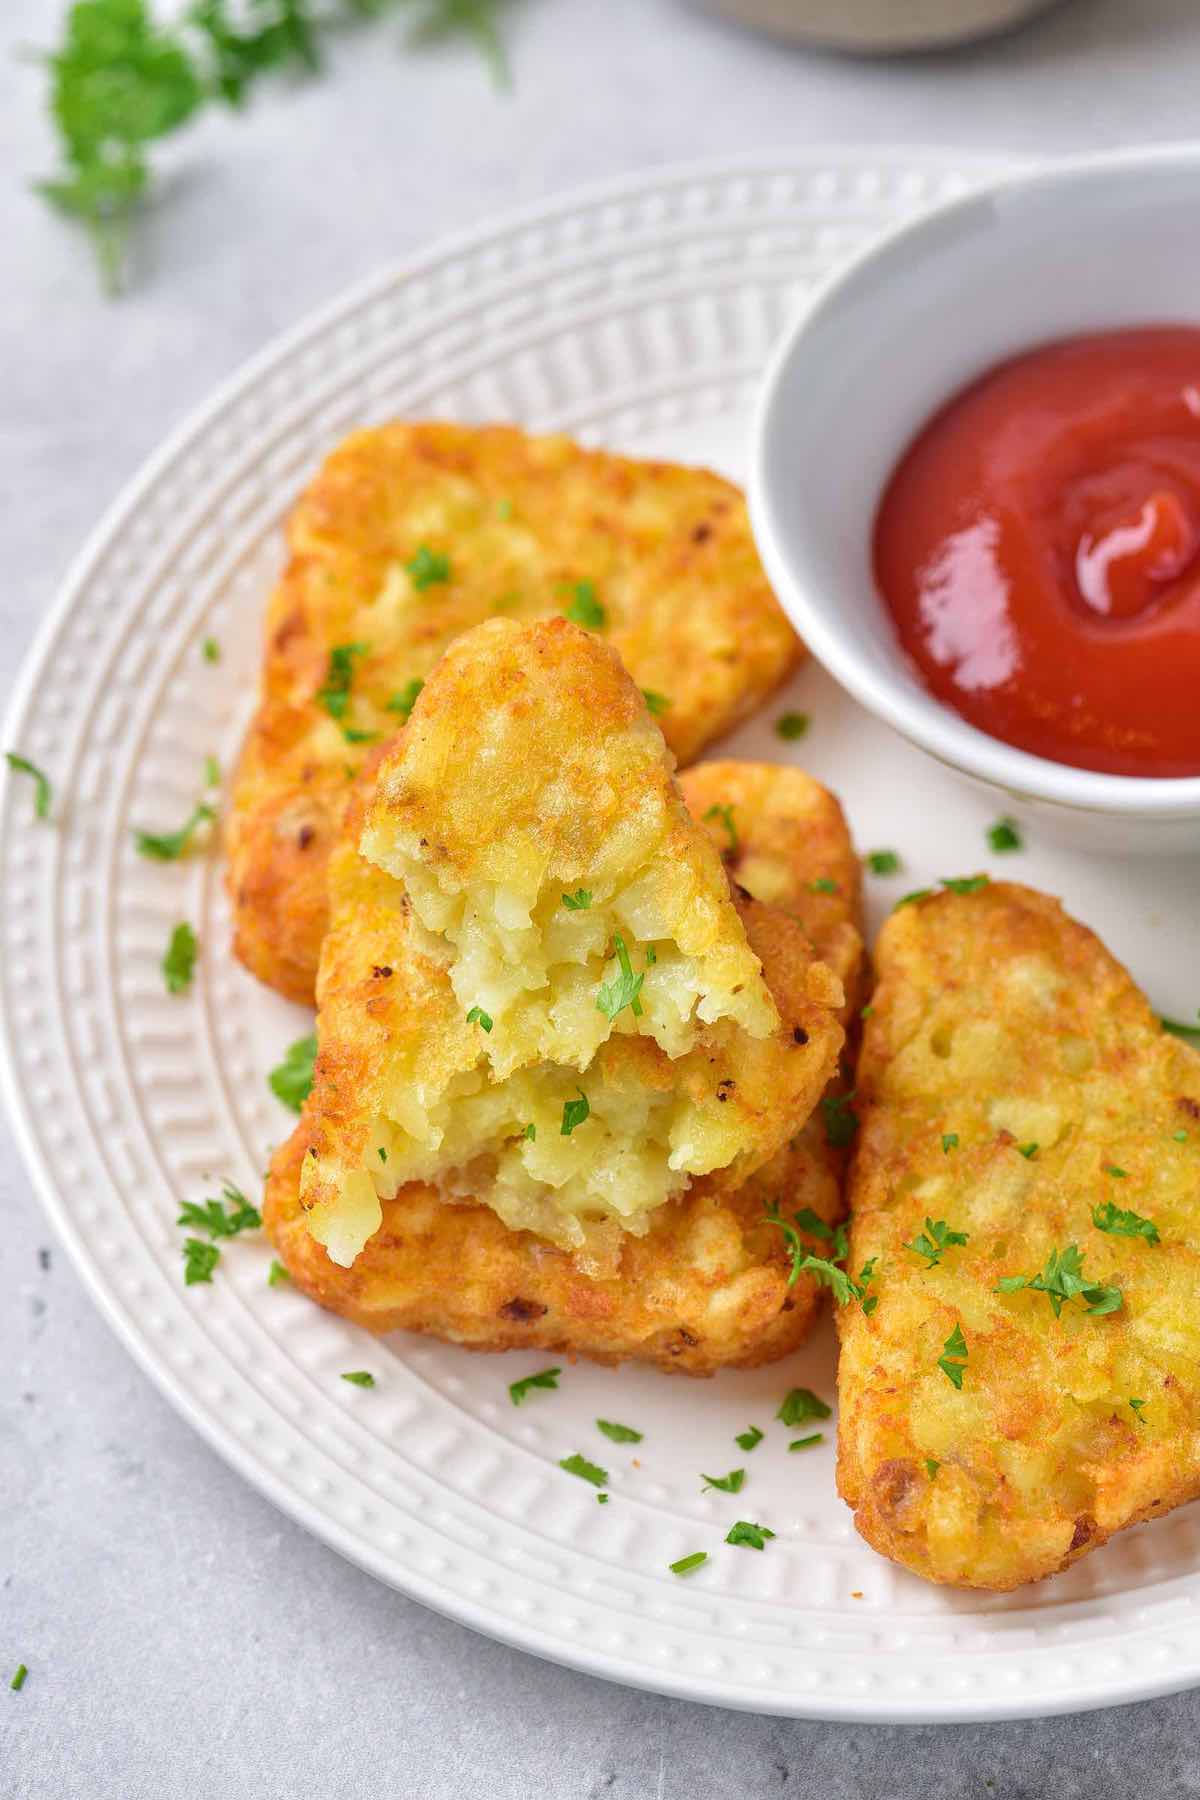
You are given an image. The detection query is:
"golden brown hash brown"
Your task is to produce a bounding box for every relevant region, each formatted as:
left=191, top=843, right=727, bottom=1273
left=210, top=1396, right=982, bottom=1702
left=287, top=617, right=843, bottom=1271
left=838, top=880, right=1200, bottom=1590
left=227, top=421, right=802, bottom=1003
left=264, top=747, right=863, bottom=1371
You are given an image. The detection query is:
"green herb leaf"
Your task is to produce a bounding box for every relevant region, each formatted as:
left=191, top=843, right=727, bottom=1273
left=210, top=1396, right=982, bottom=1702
left=182, top=1237, right=220, bottom=1285
left=596, top=1419, right=642, bottom=1444
left=316, top=642, right=368, bottom=722
left=177, top=1182, right=259, bottom=1240
left=341, top=1370, right=375, bottom=1388
left=925, top=1458, right=940, bottom=1479
left=10, top=1663, right=28, bottom=1692
left=819, top=1091, right=859, bottom=1150
left=6, top=752, right=52, bottom=821
left=764, top=1204, right=871, bottom=1308
left=1017, top=1142, right=1039, bottom=1160
left=701, top=1468, right=745, bottom=1493
left=775, top=711, right=810, bottom=741
left=777, top=1388, right=831, bottom=1427
left=162, top=921, right=198, bottom=994
left=996, top=1244, right=1122, bottom=1318
left=596, top=932, right=644, bottom=1022
left=1162, top=1013, right=1200, bottom=1044
left=902, top=1217, right=969, bottom=1269
left=269, top=1033, right=317, bottom=1112
left=522, top=1122, right=536, bottom=1142
left=942, top=1133, right=959, bottom=1153
left=560, top=1452, right=608, bottom=1488
left=133, top=801, right=214, bottom=860
left=941, top=874, right=990, bottom=895
left=734, top=1425, right=764, bottom=1452
left=703, top=802, right=738, bottom=855
left=564, top=579, right=604, bottom=629
left=342, top=726, right=378, bottom=745
left=560, top=1089, right=590, bottom=1136
left=788, top=1433, right=823, bottom=1451
left=466, top=1005, right=493, bottom=1033
left=1092, top=1200, right=1160, bottom=1245
left=508, top=1367, right=560, bottom=1406
left=203, top=755, right=220, bottom=787
left=865, top=848, right=901, bottom=875
left=1129, top=1397, right=1147, bottom=1422
left=596, top=1492, right=608, bottom=1504
left=1173, top=1128, right=1190, bottom=1142
left=895, top=888, right=933, bottom=909
left=386, top=678, right=424, bottom=718
left=668, top=1551, right=707, bottom=1576
left=267, top=1258, right=290, bottom=1287
left=561, top=888, right=592, bottom=911
left=808, top=876, right=839, bottom=895
left=987, top=816, right=1022, bottom=853
left=641, top=689, right=671, bottom=716
left=406, top=545, right=451, bottom=590
left=938, top=1322, right=968, bottom=1389
left=725, top=1520, right=775, bottom=1550
left=202, top=636, right=220, bottom=663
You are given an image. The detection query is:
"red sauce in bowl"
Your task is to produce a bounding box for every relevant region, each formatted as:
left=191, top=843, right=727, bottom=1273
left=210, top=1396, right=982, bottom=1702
left=873, top=327, right=1200, bottom=777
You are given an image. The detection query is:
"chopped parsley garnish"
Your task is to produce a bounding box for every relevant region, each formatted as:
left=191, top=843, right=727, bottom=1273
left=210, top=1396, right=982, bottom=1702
left=938, top=1322, right=968, bottom=1389
left=406, top=545, right=451, bottom=590
left=791, top=1206, right=844, bottom=1249
left=1104, top=1164, right=1128, bottom=1178
left=1129, top=1398, right=1147, bottom=1422
left=820, top=1090, right=859, bottom=1149
left=134, top=801, right=215, bottom=860
left=942, top=1133, right=959, bottom=1153
left=725, top=1520, right=774, bottom=1550
left=703, top=802, right=738, bottom=855
left=203, top=755, right=220, bottom=787
left=508, top=1367, right=560, bottom=1406
left=895, top=888, right=933, bottom=909
left=865, top=849, right=901, bottom=876
left=735, top=1425, right=764, bottom=1452
left=701, top=1468, right=745, bottom=1494
left=775, top=711, right=810, bottom=741
left=267, top=1259, right=290, bottom=1288
left=10, top=1664, right=28, bottom=1692
left=597, top=1492, right=609, bottom=1504
left=641, top=689, right=671, bottom=716
left=596, top=1419, right=642, bottom=1444
left=523, top=1122, right=536, bottom=1142
left=6, top=752, right=52, bottom=821
left=1092, top=1200, right=1159, bottom=1245
left=269, top=1034, right=317, bottom=1112
left=378, top=1147, right=388, bottom=1163
left=645, top=945, right=657, bottom=964
left=496, top=498, right=514, bottom=520
left=987, top=816, right=1022, bottom=853
left=996, top=1244, right=1122, bottom=1317
left=162, top=921, right=198, bottom=994
left=177, top=1181, right=260, bottom=1239
left=202, top=637, right=220, bottom=663
left=596, top=933, right=644, bottom=1021
left=777, top=1387, right=831, bottom=1427
left=316, top=642, right=368, bottom=721
left=1162, top=1013, right=1200, bottom=1044
left=466, top=1005, right=493, bottom=1033
left=1173, top=1128, right=1190, bottom=1142
left=182, top=1237, right=219, bottom=1285
left=809, top=876, right=839, bottom=895
left=902, top=1217, right=969, bottom=1269
left=925, top=1458, right=940, bottom=1479
left=561, top=888, right=592, bottom=911
left=669, top=1552, right=707, bottom=1576
left=941, top=874, right=990, bottom=895
left=386, top=678, right=424, bottom=719
left=861, top=1004, right=874, bottom=1019
left=560, top=1452, right=608, bottom=1488
left=341, top=1370, right=375, bottom=1388
left=342, top=726, right=378, bottom=745
left=564, top=580, right=604, bottom=629
left=560, top=1090, right=590, bottom=1135
left=788, top=1434, right=823, bottom=1451
left=1017, top=1142, right=1039, bottom=1160
left=764, top=1203, right=875, bottom=1311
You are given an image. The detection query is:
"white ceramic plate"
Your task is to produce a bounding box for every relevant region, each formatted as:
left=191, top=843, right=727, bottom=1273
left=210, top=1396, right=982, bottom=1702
left=5, top=149, right=1200, bottom=1725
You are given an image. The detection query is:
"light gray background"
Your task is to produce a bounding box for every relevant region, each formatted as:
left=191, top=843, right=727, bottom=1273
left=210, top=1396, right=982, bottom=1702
left=4, top=1, right=1200, bottom=1794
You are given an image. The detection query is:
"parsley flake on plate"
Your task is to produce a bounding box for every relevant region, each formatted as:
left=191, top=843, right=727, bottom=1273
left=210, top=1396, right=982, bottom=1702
left=734, top=1425, right=763, bottom=1452
left=269, top=1033, right=317, bottom=1112
left=725, top=1520, right=775, bottom=1550
left=560, top=1089, right=590, bottom=1135
left=564, top=579, right=604, bottom=629
left=182, top=1237, right=220, bottom=1285
left=1092, top=1201, right=1159, bottom=1245
left=596, top=1419, right=642, bottom=1444
left=162, top=921, right=198, bottom=995
left=10, top=1664, right=28, bottom=1692
left=596, top=933, right=644, bottom=1022
left=703, top=802, right=738, bottom=855
left=641, top=689, right=671, bottom=716
left=466, top=1005, right=493, bottom=1032
left=203, top=755, right=220, bottom=787
left=267, top=1259, right=290, bottom=1288
left=788, top=1434, right=823, bottom=1452
left=6, top=752, right=52, bottom=821
left=560, top=1452, right=608, bottom=1488
left=177, top=1181, right=260, bottom=1240
left=202, top=637, right=220, bottom=663
left=134, top=800, right=215, bottom=861
left=669, top=1552, right=707, bottom=1576
left=341, top=1370, right=375, bottom=1389
left=316, top=642, right=369, bottom=722
left=775, top=711, right=810, bottom=742
left=561, top=888, right=592, bottom=911
left=777, top=1388, right=831, bottom=1427
left=938, top=1322, right=968, bottom=1389
left=509, top=1367, right=560, bottom=1406
left=903, top=1217, right=969, bottom=1268
left=701, top=1468, right=745, bottom=1494
left=865, top=848, right=901, bottom=876
left=987, top=816, right=1023, bottom=853
left=996, top=1244, right=1122, bottom=1317
left=406, top=545, right=451, bottom=590
left=596, top=1493, right=609, bottom=1504
left=386, top=678, right=424, bottom=718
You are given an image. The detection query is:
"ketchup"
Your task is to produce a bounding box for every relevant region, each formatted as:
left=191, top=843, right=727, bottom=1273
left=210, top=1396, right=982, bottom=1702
left=873, top=328, right=1200, bottom=777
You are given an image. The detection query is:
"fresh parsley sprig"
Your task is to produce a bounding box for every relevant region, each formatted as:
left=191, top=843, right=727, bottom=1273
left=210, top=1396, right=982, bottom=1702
left=269, top=1033, right=317, bottom=1111
left=996, top=1244, right=1122, bottom=1317
left=902, top=1217, right=969, bottom=1269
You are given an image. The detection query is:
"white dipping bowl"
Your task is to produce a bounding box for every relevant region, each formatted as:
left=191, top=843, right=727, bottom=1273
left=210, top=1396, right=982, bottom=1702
left=750, top=144, right=1200, bottom=855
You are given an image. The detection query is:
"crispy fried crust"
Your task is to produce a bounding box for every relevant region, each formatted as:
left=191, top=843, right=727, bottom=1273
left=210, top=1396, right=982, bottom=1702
left=838, top=881, right=1200, bottom=1590
left=227, top=422, right=801, bottom=1002
left=265, top=760, right=864, bottom=1374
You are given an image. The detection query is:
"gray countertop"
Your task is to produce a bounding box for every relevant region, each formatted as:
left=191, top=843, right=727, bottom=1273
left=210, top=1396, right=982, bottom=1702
left=4, top=1, right=1200, bottom=1793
